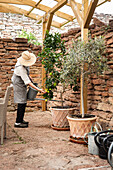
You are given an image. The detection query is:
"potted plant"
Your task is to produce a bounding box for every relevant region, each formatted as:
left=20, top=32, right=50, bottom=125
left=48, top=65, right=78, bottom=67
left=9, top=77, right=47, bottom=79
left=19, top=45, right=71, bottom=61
left=39, top=31, right=78, bottom=130
left=60, top=35, right=108, bottom=142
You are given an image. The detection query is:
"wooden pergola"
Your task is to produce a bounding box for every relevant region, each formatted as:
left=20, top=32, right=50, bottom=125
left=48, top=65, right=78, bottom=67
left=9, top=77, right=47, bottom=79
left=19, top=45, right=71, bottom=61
left=0, top=0, right=111, bottom=112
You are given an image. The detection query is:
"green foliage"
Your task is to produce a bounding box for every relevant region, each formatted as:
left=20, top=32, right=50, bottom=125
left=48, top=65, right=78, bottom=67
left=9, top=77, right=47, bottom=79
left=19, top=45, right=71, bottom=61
left=39, top=31, right=67, bottom=100
left=61, top=36, right=108, bottom=87
left=18, top=30, right=41, bottom=46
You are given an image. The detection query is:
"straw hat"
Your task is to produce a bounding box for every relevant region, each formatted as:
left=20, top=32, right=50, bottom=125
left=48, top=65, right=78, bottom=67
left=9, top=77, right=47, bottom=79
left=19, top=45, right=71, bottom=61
left=19, top=51, right=36, bottom=66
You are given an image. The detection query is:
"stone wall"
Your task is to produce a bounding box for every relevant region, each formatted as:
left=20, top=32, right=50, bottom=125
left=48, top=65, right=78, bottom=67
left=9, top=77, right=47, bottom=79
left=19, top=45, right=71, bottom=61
left=0, top=12, right=112, bottom=44
left=0, top=38, right=42, bottom=112
left=48, top=18, right=113, bottom=129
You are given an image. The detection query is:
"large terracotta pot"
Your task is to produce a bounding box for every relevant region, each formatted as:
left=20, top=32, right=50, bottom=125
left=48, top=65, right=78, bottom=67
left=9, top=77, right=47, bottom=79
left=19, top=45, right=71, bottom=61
left=67, top=115, right=97, bottom=138
left=50, top=107, right=76, bottom=129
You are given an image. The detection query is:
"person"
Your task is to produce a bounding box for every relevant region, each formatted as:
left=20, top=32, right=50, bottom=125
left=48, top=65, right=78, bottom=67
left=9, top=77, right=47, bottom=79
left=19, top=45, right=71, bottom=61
left=12, top=51, right=45, bottom=128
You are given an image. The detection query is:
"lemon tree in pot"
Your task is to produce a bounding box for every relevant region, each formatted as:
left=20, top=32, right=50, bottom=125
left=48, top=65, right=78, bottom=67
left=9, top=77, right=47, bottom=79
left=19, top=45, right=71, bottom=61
left=60, top=36, right=108, bottom=141
left=39, top=31, right=78, bottom=130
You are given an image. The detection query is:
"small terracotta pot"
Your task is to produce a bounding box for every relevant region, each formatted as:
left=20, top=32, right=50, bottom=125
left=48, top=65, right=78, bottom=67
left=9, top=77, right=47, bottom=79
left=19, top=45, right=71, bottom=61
left=50, top=107, right=76, bottom=129
left=67, top=115, right=97, bottom=138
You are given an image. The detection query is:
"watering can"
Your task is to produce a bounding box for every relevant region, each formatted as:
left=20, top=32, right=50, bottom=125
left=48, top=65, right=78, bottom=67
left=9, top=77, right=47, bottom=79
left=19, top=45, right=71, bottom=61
left=84, top=122, right=102, bottom=155
left=94, top=130, right=113, bottom=159
left=27, top=83, right=39, bottom=100
left=27, top=82, right=65, bottom=102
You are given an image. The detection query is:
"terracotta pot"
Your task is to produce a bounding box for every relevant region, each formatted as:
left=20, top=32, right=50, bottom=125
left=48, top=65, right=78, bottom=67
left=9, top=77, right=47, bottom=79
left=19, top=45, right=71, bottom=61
left=50, top=107, right=76, bottom=129
left=67, top=115, right=97, bottom=138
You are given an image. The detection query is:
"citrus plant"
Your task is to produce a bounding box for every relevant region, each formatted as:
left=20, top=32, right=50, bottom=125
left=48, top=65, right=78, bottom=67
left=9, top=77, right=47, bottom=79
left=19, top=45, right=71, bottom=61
left=39, top=31, right=67, bottom=103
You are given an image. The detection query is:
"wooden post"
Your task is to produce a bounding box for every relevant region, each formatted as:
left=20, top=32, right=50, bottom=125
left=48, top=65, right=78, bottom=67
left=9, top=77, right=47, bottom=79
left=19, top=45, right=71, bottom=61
left=42, top=18, right=46, bottom=111
left=80, top=0, right=88, bottom=115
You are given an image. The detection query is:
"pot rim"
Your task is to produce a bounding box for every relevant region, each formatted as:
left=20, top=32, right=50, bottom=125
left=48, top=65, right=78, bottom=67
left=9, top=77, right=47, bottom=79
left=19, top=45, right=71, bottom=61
left=50, top=107, right=76, bottom=111
left=67, top=115, right=97, bottom=122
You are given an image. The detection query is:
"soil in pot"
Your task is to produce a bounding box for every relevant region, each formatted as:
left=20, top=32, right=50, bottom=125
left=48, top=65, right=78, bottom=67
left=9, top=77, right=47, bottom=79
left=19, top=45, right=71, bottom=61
left=70, top=114, right=95, bottom=119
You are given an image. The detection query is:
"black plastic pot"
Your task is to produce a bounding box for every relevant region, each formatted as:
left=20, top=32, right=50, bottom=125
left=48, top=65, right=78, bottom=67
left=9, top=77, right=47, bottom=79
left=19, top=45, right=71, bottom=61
left=27, top=83, right=38, bottom=100
left=94, top=130, right=113, bottom=159
left=108, top=142, right=113, bottom=168
left=103, top=135, right=113, bottom=152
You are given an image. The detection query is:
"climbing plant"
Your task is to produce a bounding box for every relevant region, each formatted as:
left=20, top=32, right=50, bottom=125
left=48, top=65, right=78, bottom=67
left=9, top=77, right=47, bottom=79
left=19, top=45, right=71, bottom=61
left=18, top=29, right=41, bottom=46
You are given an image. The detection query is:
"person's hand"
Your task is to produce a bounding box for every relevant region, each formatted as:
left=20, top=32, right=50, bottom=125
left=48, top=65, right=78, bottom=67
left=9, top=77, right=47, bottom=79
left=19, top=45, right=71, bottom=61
left=40, top=89, right=46, bottom=94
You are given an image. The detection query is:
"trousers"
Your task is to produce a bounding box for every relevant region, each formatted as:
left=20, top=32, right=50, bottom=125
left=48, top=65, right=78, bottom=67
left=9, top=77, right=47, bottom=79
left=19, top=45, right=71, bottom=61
left=16, top=103, right=26, bottom=123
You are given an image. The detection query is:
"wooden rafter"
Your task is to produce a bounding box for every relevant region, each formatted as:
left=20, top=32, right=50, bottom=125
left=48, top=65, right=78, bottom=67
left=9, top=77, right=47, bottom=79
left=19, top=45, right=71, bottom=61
left=97, top=0, right=111, bottom=6
left=27, top=0, right=42, bottom=15
left=84, top=0, right=99, bottom=28
left=42, top=0, right=68, bottom=37
left=0, top=3, right=38, bottom=20
left=50, top=0, right=68, bottom=14
left=0, top=0, right=110, bottom=28
left=55, top=0, right=82, bottom=8
left=69, top=0, right=83, bottom=27
left=0, top=0, right=74, bottom=22
left=55, top=0, right=110, bottom=7
left=37, top=4, right=74, bottom=23
left=0, top=3, right=61, bottom=28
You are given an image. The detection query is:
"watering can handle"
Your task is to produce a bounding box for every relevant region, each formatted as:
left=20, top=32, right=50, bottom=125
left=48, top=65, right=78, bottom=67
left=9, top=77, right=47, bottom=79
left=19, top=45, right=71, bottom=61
left=103, top=135, right=113, bottom=152
left=84, top=133, right=88, bottom=144
left=108, top=142, right=113, bottom=168
left=94, top=130, right=113, bottom=148
left=91, top=122, right=102, bottom=133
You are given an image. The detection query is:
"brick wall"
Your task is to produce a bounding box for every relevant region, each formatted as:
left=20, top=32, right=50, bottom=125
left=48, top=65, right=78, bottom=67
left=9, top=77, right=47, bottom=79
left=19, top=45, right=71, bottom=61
left=0, top=38, right=42, bottom=112
left=1, top=17, right=113, bottom=129
left=48, top=18, right=113, bottom=129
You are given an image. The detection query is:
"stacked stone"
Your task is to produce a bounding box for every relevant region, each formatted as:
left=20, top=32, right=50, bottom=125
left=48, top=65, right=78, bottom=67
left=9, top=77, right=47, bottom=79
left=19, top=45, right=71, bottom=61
left=0, top=38, right=42, bottom=112
left=0, top=12, right=113, bottom=44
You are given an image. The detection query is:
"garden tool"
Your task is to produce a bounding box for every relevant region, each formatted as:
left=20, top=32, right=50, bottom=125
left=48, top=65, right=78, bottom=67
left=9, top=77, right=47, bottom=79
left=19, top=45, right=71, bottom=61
left=84, top=122, right=102, bottom=155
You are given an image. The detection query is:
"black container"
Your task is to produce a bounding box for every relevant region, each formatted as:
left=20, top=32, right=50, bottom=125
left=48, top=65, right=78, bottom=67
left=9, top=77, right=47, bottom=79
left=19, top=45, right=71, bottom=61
left=27, top=83, right=38, bottom=100
left=94, top=130, right=113, bottom=159
left=108, top=142, right=113, bottom=168
left=103, top=135, right=113, bottom=152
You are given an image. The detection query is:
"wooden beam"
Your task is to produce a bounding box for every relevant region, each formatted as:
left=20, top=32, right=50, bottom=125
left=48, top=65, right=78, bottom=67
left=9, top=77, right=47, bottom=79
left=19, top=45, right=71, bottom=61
left=46, top=13, right=54, bottom=32
left=51, top=20, right=61, bottom=28
left=42, top=19, right=46, bottom=111
left=0, top=3, right=38, bottom=20
left=69, top=0, right=83, bottom=27
left=0, top=0, right=74, bottom=22
left=97, top=0, right=111, bottom=6
left=27, top=0, right=42, bottom=15
left=80, top=0, right=89, bottom=116
left=55, top=0, right=82, bottom=8
left=38, top=3, right=74, bottom=21
left=84, top=0, right=99, bottom=28
left=50, top=0, right=68, bottom=14
left=37, top=0, right=74, bottom=24
left=0, top=0, right=37, bottom=6
left=1, top=0, right=110, bottom=8
left=42, top=13, right=54, bottom=39
left=0, top=3, right=61, bottom=28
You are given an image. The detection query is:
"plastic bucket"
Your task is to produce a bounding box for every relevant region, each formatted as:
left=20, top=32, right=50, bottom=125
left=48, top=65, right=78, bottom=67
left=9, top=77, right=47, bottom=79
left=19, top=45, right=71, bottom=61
left=108, top=142, right=113, bottom=168
left=27, top=83, right=38, bottom=100
left=94, top=130, right=113, bottom=159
